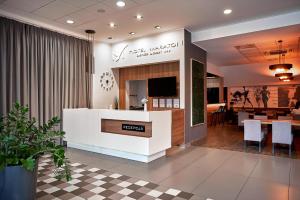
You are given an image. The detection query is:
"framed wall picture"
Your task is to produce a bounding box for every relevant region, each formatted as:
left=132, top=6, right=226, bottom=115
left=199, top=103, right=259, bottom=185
left=152, top=98, right=159, bottom=108
left=159, top=99, right=165, bottom=108
left=173, top=99, right=180, bottom=108
left=229, top=85, right=300, bottom=108
left=166, top=99, right=173, bottom=108
left=191, top=59, right=204, bottom=126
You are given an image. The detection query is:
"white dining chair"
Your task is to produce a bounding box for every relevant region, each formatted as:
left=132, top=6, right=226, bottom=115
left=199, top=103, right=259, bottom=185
left=254, top=115, right=268, bottom=134
left=244, top=120, right=265, bottom=152
left=272, top=121, right=293, bottom=157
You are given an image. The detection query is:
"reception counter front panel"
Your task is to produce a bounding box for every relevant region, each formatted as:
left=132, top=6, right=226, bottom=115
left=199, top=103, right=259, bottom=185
left=63, top=109, right=172, bottom=163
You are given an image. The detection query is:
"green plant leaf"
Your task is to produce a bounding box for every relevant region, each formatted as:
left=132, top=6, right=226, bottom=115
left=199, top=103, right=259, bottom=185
left=7, top=157, right=19, bottom=165
left=0, top=102, right=70, bottom=180
left=21, top=157, right=36, bottom=171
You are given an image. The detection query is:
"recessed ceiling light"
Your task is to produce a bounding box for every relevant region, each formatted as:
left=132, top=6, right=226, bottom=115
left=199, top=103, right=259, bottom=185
left=108, top=37, right=113, bottom=40
left=154, top=25, right=161, bottom=29
left=109, top=22, right=116, bottom=28
left=129, top=32, right=135, bottom=35
left=136, top=14, right=143, bottom=21
left=224, top=9, right=232, bottom=15
left=66, top=20, right=74, bottom=24
left=116, top=1, right=125, bottom=7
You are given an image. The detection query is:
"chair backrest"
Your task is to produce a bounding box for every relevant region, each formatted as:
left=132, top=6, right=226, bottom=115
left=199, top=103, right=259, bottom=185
left=244, top=120, right=263, bottom=141
left=254, top=115, right=268, bottom=120
left=272, top=121, right=292, bottom=145
left=278, top=116, right=293, bottom=120
left=238, top=112, right=249, bottom=127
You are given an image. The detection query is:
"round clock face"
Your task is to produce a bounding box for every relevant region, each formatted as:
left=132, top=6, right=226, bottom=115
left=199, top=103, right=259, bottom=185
left=100, top=72, right=114, bottom=91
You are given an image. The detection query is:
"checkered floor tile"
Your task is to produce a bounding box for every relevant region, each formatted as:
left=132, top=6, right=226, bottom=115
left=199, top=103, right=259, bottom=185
left=37, top=155, right=195, bottom=200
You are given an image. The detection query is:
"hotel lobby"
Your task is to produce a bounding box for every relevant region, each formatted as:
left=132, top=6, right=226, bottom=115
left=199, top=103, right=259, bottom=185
left=1, top=0, right=300, bottom=200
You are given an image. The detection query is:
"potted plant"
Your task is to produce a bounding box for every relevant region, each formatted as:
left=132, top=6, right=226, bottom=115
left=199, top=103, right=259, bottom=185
left=0, top=102, right=71, bottom=200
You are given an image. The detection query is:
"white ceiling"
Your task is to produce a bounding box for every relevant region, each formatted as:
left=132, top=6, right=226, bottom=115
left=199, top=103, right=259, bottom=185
left=0, top=0, right=300, bottom=43
left=195, top=24, right=300, bottom=67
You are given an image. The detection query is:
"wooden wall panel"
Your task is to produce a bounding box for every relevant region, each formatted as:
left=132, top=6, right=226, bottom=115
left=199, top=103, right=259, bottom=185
left=171, top=109, right=185, bottom=146
left=119, top=61, right=180, bottom=110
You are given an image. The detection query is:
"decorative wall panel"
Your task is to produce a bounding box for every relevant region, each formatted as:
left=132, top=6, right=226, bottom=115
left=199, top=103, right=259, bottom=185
left=229, top=85, right=300, bottom=108
left=191, top=60, right=204, bottom=126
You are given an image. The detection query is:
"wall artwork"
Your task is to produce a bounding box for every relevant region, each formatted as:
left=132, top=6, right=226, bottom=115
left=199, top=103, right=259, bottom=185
left=229, top=85, right=300, bottom=108
left=191, top=59, right=204, bottom=126
left=166, top=99, right=173, bottom=108
left=173, top=99, right=180, bottom=108
left=159, top=99, right=165, bottom=108
left=152, top=99, right=159, bottom=108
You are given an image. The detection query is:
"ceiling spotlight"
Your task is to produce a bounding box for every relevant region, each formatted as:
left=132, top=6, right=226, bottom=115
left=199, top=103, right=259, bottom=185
left=66, top=20, right=74, bottom=24
left=116, top=1, right=125, bottom=7
left=129, top=32, right=135, bottom=35
left=136, top=14, right=143, bottom=21
left=224, top=9, right=232, bottom=15
left=109, top=22, right=116, bottom=28
left=154, top=25, right=161, bottom=29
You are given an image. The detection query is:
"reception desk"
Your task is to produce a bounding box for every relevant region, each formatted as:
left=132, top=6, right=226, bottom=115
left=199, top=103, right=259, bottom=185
left=63, top=109, right=172, bottom=162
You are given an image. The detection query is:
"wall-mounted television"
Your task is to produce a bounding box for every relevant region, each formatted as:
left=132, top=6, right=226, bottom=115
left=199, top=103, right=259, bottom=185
left=207, top=87, right=219, bottom=104
left=148, top=76, right=177, bottom=97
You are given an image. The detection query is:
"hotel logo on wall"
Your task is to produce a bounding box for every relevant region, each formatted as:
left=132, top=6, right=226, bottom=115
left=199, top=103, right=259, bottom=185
left=112, top=41, right=183, bottom=62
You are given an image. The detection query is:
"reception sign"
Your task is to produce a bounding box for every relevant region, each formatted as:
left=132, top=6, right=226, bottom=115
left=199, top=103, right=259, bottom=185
left=101, top=119, right=152, bottom=138
left=122, top=124, right=145, bottom=132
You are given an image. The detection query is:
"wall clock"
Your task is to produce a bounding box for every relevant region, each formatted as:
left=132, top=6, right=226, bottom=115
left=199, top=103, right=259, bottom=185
left=100, top=72, right=114, bottom=91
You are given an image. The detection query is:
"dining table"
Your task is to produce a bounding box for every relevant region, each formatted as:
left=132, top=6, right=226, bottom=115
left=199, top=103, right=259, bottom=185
left=242, top=119, right=300, bottom=126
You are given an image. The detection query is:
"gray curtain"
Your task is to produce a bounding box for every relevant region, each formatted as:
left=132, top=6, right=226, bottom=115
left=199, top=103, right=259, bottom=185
left=0, top=17, right=93, bottom=125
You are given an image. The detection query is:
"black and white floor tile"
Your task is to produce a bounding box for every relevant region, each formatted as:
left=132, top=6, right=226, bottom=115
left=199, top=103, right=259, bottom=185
left=37, top=155, right=197, bottom=200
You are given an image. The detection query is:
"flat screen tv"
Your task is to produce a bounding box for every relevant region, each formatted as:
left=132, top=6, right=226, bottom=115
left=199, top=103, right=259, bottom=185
left=148, top=76, right=177, bottom=97
left=207, top=87, right=219, bottom=104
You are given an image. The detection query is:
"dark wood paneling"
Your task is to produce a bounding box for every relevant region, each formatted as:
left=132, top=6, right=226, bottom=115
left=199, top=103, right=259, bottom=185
left=101, top=119, right=152, bottom=138
left=119, top=61, right=180, bottom=110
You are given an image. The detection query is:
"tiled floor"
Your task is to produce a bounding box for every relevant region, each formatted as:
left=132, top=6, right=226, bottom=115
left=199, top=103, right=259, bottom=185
left=192, top=123, right=300, bottom=158
left=36, top=146, right=300, bottom=200
left=37, top=154, right=196, bottom=200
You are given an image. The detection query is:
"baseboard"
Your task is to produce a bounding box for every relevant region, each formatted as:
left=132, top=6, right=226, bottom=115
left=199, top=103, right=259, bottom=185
left=67, top=142, right=165, bottom=163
